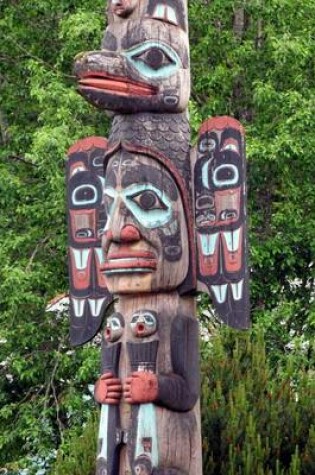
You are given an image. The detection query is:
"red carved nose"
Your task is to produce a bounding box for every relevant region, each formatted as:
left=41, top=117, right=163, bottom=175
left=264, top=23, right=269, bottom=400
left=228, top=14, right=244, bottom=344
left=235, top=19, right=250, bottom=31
left=120, top=225, right=141, bottom=242
left=104, top=225, right=141, bottom=243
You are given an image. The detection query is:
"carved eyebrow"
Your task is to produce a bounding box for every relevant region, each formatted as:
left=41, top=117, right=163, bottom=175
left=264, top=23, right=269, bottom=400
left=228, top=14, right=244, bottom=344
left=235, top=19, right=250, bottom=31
left=120, top=21, right=185, bottom=58
left=121, top=163, right=178, bottom=200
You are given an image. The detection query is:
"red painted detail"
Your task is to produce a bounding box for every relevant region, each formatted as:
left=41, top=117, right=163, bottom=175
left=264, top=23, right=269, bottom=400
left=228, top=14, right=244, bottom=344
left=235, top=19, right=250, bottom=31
left=120, top=225, right=141, bottom=242
left=105, top=327, right=111, bottom=341
left=101, top=258, right=157, bottom=272
left=214, top=188, right=241, bottom=227
left=221, top=227, right=243, bottom=273
left=79, top=73, right=157, bottom=97
left=124, top=372, right=158, bottom=404
left=70, top=209, right=97, bottom=244
left=69, top=161, right=87, bottom=177
left=137, top=323, right=145, bottom=335
left=107, top=250, right=156, bottom=260
left=199, top=116, right=245, bottom=135
left=94, top=372, right=122, bottom=405
left=221, top=137, right=240, bottom=154
left=69, top=248, right=93, bottom=290
left=102, top=225, right=142, bottom=244
left=68, top=136, right=108, bottom=156
left=197, top=233, right=220, bottom=277
left=94, top=249, right=108, bottom=289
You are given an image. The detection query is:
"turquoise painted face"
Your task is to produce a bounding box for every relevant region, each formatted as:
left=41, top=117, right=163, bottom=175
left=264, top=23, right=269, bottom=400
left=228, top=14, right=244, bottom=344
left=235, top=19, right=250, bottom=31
left=104, top=183, right=173, bottom=229
left=101, top=150, right=189, bottom=293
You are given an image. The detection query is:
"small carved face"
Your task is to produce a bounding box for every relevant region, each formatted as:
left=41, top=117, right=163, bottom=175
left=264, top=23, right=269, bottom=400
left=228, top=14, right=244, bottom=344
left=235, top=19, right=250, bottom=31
left=104, top=312, right=125, bottom=342
left=101, top=150, right=189, bottom=294
left=130, top=310, right=157, bottom=337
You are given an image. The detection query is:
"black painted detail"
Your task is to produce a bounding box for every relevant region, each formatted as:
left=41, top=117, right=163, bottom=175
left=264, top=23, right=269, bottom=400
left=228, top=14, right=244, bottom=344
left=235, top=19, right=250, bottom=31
left=109, top=113, right=190, bottom=167
left=127, top=340, right=159, bottom=373
left=101, top=342, right=121, bottom=375
left=157, top=315, right=199, bottom=412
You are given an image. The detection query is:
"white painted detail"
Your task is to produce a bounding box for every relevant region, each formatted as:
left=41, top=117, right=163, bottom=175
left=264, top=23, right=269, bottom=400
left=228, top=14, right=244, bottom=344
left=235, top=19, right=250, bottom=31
left=213, top=164, right=239, bottom=187
left=200, top=233, right=219, bottom=256
left=89, top=298, right=105, bottom=317
left=97, top=404, right=109, bottom=460
left=231, top=280, right=244, bottom=301
left=72, top=184, right=98, bottom=205
left=211, top=284, right=228, bottom=304
left=135, top=403, right=159, bottom=467
left=71, top=248, right=90, bottom=270
left=201, top=159, right=210, bottom=189
left=72, top=298, right=85, bottom=318
left=95, top=247, right=105, bottom=265
left=153, top=5, right=178, bottom=25
left=223, top=228, right=241, bottom=252
left=221, top=143, right=239, bottom=154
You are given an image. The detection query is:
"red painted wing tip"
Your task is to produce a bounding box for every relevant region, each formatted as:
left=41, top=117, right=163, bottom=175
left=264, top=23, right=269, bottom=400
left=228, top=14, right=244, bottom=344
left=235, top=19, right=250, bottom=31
left=199, top=116, right=245, bottom=135
left=67, top=136, right=108, bottom=156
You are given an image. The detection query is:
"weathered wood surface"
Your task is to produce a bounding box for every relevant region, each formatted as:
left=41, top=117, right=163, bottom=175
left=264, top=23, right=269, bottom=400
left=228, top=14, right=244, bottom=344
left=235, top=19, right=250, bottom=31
left=66, top=0, right=249, bottom=473
left=97, top=293, right=201, bottom=474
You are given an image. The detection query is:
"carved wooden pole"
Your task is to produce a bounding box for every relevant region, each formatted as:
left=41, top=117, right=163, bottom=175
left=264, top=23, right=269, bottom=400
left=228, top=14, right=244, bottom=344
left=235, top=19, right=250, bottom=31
left=66, top=1, right=249, bottom=474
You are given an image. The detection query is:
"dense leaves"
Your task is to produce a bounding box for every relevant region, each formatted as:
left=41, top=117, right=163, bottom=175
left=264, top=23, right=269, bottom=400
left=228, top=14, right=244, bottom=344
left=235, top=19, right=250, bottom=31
left=0, top=0, right=314, bottom=472
left=201, top=330, right=315, bottom=474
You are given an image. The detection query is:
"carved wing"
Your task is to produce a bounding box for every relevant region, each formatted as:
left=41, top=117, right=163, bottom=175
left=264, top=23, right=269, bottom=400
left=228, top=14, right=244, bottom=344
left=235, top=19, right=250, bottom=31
left=194, top=116, right=250, bottom=329
left=66, top=137, right=113, bottom=346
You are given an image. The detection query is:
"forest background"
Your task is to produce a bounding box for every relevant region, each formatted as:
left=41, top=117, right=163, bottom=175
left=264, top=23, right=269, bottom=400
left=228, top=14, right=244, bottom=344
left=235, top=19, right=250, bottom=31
left=0, top=0, right=314, bottom=474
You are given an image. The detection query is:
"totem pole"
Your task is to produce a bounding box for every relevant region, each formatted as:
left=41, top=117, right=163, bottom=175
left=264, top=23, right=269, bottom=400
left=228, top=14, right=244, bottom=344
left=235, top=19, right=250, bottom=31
left=66, top=1, right=249, bottom=474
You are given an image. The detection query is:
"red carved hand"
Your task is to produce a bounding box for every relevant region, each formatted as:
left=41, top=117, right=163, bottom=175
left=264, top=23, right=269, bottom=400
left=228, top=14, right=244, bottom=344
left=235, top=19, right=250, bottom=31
left=94, top=372, right=122, bottom=405
left=124, top=372, right=158, bottom=404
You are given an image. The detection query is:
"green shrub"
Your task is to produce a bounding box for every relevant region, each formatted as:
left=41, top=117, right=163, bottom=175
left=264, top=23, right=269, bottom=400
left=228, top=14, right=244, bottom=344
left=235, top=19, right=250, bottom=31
left=201, top=329, right=315, bottom=475
left=50, top=414, right=98, bottom=475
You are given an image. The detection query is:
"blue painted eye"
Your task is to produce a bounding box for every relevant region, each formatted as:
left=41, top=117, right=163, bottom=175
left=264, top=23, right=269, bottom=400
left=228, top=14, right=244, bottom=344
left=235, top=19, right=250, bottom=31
left=129, top=190, right=167, bottom=211
left=124, top=42, right=181, bottom=79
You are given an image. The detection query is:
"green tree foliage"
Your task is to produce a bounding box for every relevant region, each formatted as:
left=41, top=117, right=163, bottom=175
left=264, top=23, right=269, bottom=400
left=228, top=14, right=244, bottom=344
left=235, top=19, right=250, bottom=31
left=201, top=330, right=315, bottom=474
left=52, top=414, right=98, bottom=475
left=0, top=0, right=314, bottom=471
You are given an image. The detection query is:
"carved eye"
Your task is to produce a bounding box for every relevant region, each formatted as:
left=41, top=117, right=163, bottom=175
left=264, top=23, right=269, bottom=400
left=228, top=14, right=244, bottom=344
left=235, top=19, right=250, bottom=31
left=110, top=317, right=121, bottom=329
left=133, top=47, right=174, bottom=71
left=131, top=315, right=138, bottom=324
left=72, top=184, right=98, bottom=205
left=130, top=190, right=167, bottom=211
left=75, top=229, right=93, bottom=238
left=199, top=137, right=216, bottom=153
left=125, top=42, right=180, bottom=79
left=144, top=314, right=155, bottom=325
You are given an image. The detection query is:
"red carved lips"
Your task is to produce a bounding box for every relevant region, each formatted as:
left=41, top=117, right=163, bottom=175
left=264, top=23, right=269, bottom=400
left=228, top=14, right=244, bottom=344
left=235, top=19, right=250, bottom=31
left=100, top=249, right=157, bottom=273
left=78, top=72, right=157, bottom=97
left=136, top=323, right=145, bottom=335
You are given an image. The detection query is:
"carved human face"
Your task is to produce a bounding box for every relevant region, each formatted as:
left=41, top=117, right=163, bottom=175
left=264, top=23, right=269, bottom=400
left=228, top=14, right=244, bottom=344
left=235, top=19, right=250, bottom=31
left=104, top=312, right=125, bottom=342
left=101, top=150, right=189, bottom=293
left=130, top=309, right=157, bottom=337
